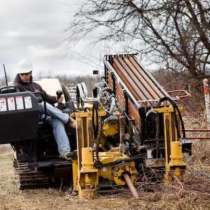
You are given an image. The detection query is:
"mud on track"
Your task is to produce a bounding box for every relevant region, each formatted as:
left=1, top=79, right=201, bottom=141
left=0, top=145, right=210, bottom=210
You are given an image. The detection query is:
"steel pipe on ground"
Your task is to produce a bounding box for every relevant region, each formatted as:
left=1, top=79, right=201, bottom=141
left=123, top=174, right=139, bottom=199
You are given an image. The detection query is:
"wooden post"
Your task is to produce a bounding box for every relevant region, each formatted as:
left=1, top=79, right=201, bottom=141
left=203, top=79, right=210, bottom=128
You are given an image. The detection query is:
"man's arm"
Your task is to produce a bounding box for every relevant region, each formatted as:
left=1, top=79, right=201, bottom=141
left=41, top=88, right=57, bottom=104
left=34, top=83, right=57, bottom=104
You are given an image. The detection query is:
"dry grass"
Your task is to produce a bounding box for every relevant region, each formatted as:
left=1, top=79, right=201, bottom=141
left=0, top=114, right=210, bottom=210
left=1, top=139, right=210, bottom=210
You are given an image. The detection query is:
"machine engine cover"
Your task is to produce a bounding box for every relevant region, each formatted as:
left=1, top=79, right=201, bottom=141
left=0, top=91, right=40, bottom=144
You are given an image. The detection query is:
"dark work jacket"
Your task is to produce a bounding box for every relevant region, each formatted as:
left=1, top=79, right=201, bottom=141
left=14, top=74, right=57, bottom=104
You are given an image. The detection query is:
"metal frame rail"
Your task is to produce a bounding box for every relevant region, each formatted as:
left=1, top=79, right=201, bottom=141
left=104, top=54, right=171, bottom=108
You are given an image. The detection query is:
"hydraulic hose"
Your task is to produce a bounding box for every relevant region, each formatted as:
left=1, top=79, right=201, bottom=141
left=157, top=96, right=186, bottom=139
left=92, top=101, right=100, bottom=164
left=34, top=91, right=47, bottom=122
left=40, top=92, right=47, bottom=122
left=92, top=101, right=99, bottom=139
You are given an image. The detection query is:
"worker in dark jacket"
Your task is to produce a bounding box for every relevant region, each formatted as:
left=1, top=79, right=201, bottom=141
left=14, top=63, right=75, bottom=160
left=15, top=73, right=57, bottom=104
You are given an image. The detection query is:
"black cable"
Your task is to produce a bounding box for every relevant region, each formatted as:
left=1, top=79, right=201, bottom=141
left=92, top=101, right=99, bottom=139
left=111, top=73, right=116, bottom=95
left=33, top=91, right=47, bottom=122
left=40, top=91, right=47, bottom=122
left=157, top=96, right=186, bottom=139
left=92, top=101, right=100, bottom=164
left=158, top=97, right=180, bottom=138
left=76, top=86, right=81, bottom=109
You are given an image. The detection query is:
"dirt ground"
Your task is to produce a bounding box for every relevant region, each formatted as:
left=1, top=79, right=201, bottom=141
left=1, top=144, right=210, bottom=210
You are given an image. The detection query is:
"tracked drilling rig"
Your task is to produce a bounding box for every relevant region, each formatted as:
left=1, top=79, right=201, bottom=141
left=0, top=54, right=191, bottom=198
left=71, top=54, right=191, bottom=198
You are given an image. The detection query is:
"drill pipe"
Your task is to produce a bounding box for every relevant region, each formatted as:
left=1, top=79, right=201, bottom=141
left=123, top=174, right=139, bottom=198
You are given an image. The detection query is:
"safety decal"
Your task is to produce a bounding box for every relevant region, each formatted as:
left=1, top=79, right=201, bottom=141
left=24, top=96, right=32, bottom=109
left=16, top=96, right=24, bottom=110
left=0, top=98, right=7, bottom=112
left=7, top=97, right=16, bottom=111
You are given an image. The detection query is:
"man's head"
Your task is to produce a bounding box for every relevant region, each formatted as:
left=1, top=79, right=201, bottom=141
left=19, top=71, right=32, bottom=83
left=17, top=59, right=33, bottom=83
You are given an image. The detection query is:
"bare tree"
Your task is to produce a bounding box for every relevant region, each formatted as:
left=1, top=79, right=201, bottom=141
left=70, top=0, right=210, bottom=78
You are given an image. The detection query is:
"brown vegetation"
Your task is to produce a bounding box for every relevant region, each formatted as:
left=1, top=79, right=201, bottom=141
left=70, top=0, right=210, bottom=78
left=1, top=132, right=210, bottom=210
left=154, top=69, right=205, bottom=116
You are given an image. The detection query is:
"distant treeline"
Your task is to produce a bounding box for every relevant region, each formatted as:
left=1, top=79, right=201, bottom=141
left=56, top=75, right=99, bottom=95
left=0, top=72, right=204, bottom=114
left=0, top=74, right=99, bottom=95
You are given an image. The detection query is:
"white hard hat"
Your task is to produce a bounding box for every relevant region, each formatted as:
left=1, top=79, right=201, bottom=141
left=17, top=58, right=33, bottom=74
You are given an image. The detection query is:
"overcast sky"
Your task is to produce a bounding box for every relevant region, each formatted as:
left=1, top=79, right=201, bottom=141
left=0, top=0, right=104, bottom=80
left=0, top=0, right=158, bottom=81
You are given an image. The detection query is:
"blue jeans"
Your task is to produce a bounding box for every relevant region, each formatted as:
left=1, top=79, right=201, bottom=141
left=39, top=102, right=71, bottom=156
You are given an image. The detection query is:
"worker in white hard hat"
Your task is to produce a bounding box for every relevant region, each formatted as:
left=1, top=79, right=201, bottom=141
left=16, top=58, right=33, bottom=72
left=14, top=60, right=75, bottom=160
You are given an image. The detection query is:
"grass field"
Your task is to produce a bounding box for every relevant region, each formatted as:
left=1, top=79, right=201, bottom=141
left=0, top=144, right=210, bottom=210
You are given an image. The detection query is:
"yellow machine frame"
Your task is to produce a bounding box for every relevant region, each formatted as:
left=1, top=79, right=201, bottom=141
left=154, top=106, right=186, bottom=181
left=72, top=107, right=138, bottom=199
left=71, top=103, right=186, bottom=198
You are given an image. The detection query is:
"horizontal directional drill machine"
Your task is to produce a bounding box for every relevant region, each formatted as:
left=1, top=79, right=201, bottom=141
left=0, top=54, right=191, bottom=198
left=72, top=54, right=190, bottom=198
